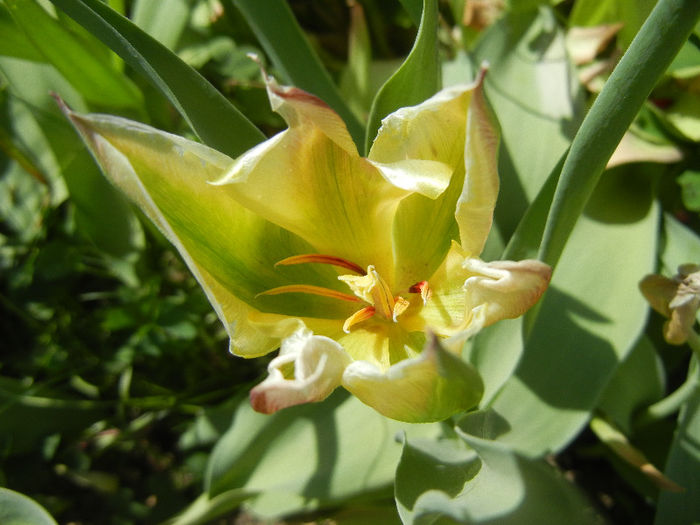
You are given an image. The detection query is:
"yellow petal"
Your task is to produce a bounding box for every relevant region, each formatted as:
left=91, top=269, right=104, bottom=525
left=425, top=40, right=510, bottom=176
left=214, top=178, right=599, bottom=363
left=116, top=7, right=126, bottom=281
left=461, top=257, right=552, bottom=327
left=214, top=77, right=478, bottom=283
left=60, top=106, right=353, bottom=358
left=403, top=241, right=551, bottom=337
left=370, top=83, right=475, bottom=288
left=401, top=241, right=475, bottom=336
left=338, top=323, right=423, bottom=370
left=341, top=334, right=483, bottom=423
left=249, top=329, right=351, bottom=414
left=455, top=68, right=500, bottom=257
left=216, top=129, right=404, bottom=279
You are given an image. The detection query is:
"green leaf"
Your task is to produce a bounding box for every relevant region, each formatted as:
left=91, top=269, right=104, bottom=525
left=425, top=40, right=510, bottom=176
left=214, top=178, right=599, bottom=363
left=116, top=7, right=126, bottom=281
left=660, top=212, right=700, bottom=273
left=539, top=0, right=700, bottom=269
left=0, top=3, right=45, bottom=62
left=365, top=0, right=439, bottom=153
left=398, top=0, right=422, bottom=26
left=48, top=0, right=265, bottom=157
left=654, top=361, right=700, bottom=525
left=474, top=8, right=584, bottom=238
left=678, top=169, right=700, bottom=212
left=487, top=167, right=659, bottom=456
left=0, top=377, right=109, bottom=455
left=165, top=489, right=257, bottom=525
left=339, top=2, right=373, bottom=121
left=597, top=336, right=665, bottom=433
left=5, top=0, right=143, bottom=110
left=227, top=0, right=364, bottom=150
left=570, top=0, right=657, bottom=49
left=130, top=0, right=189, bottom=50
left=0, top=488, right=57, bottom=525
left=204, top=391, right=440, bottom=521
left=0, top=57, right=144, bottom=263
left=665, top=91, right=700, bottom=142
left=395, top=411, right=600, bottom=524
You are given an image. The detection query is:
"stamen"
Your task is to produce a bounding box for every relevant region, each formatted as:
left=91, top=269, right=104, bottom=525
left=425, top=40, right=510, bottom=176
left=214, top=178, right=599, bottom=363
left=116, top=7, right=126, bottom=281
left=257, top=284, right=360, bottom=302
left=392, top=296, right=410, bottom=322
left=343, top=306, right=376, bottom=333
left=371, top=267, right=396, bottom=319
left=276, top=254, right=366, bottom=275
left=409, top=280, right=432, bottom=305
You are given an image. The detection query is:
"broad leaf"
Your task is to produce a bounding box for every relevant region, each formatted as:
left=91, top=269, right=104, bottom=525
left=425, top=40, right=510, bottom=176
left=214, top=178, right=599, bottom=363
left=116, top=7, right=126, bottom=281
left=202, top=392, right=439, bottom=521
left=0, top=488, right=57, bottom=525
left=395, top=411, right=600, bottom=524
left=474, top=8, right=583, bottom=239
left=487, top=168, right=659, bottom=456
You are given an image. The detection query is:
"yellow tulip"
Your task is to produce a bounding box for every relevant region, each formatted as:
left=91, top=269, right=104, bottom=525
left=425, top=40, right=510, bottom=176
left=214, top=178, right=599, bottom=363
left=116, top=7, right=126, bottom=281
left=59, top=70, right=550, bottom=422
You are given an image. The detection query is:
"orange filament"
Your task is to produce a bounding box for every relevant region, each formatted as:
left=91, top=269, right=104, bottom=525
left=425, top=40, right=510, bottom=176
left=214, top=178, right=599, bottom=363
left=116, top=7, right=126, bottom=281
left=276, top=254, right=366, bottom=275
left=257, top=284, right=360, bottom=302
left=343, top=306, right=376, bottom=333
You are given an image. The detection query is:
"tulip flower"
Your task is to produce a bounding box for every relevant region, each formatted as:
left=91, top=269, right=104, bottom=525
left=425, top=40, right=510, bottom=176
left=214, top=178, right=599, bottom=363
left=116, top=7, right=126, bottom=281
left=640, top=264, right=700, bottom=345
left=58, top=69, right=551, bottom=423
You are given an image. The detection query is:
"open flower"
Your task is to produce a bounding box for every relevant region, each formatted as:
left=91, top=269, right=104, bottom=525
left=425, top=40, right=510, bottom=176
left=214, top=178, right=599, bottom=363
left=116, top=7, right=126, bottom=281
left=59, top=70, right=550, bottom=422
left=640, top=264, right=700, bottom=345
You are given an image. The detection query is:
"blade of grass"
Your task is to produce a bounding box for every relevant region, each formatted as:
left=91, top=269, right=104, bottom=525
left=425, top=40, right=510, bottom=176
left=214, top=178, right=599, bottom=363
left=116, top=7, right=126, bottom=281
left=227, top=0, right=365, bottom=151
left=5, top=0, right=142, bottom=109
left=48, top=0, right=265, bottom=157
left=538, top=0, right=700, bottom=269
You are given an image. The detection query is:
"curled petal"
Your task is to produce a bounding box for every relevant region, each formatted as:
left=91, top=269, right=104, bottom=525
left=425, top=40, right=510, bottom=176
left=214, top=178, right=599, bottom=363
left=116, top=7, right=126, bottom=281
left=462, top=257, right=552, bottom=327
left=640, top=266, right=700, bottom=345
left=342, top=334, right=483, bottom=423
left=250, top=329, right=351, bottom=414
left=665, top=296, right=700, bottom=345
left=455, top=67, right=500, bottom=257
left=639, top=274, right=677, bottom=318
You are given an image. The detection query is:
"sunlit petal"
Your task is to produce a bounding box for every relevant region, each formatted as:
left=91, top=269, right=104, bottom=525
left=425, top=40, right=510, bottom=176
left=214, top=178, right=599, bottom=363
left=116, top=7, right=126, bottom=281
left=342, top=334, right=483, bottom=423
left=455, top=68, right=500, bottom=257
left=250, top=329, right=351, bottom=414
left=462, top=257, right=552, bottom=327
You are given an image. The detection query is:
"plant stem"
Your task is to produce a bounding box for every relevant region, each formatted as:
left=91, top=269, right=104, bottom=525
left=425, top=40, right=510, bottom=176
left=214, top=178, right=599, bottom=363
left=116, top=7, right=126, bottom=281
left=634, top=356, right=698, bottom=428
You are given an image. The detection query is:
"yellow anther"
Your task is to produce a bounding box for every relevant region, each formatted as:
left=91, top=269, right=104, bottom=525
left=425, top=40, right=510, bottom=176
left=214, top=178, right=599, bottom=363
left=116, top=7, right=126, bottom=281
left=339, top=265, right=395, bottom=319
left=392, top=296, right=410, bottom=322
left=409, top=280, right=432, bottom=305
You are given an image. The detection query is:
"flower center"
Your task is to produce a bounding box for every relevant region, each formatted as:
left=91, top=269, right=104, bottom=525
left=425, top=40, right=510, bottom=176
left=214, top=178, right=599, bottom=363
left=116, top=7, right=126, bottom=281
left=257, top=254, right=431, bottom=333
